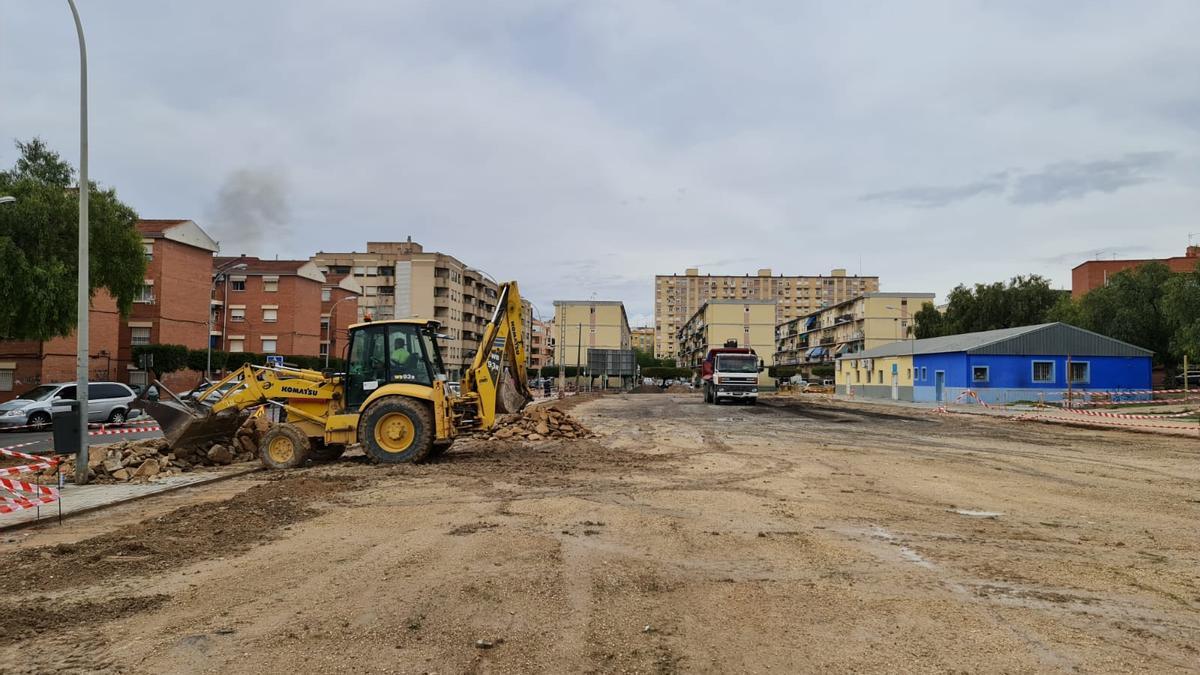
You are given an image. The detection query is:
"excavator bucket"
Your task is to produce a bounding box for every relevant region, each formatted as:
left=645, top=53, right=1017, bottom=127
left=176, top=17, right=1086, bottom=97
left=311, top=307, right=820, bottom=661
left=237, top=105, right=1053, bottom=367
left=495, top=367, right=532, bottom=415
left=137, top=388, right=244, bottom=450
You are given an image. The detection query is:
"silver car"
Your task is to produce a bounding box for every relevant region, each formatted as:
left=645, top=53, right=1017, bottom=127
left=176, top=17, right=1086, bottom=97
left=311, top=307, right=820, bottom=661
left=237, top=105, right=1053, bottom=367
left=0, top=381, right=137, bottom=431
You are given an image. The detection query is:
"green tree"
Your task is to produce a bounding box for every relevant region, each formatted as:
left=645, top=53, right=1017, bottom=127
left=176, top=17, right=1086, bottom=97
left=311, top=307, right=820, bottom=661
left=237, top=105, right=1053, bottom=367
left=1162, top=264, right=1200, bottom=365
left=915, top=275, right=1064, bottom=339
left=0, top=138, right=145, bottom=340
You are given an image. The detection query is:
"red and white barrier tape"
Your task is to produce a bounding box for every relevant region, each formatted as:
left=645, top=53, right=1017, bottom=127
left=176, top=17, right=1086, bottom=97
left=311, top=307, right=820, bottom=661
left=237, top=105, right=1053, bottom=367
left=953, top=390, right=994, bottom=408
left=1051, top=407, right=1197, bottom=420
left=0, top=444, right=59, bottom=515
left=88, top=425, right=160, bottom=437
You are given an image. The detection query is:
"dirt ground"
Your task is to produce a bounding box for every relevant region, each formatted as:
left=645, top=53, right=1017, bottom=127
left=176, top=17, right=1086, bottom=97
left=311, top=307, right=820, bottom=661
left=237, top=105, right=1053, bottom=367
left=1, top=393, right=1197, bottom=674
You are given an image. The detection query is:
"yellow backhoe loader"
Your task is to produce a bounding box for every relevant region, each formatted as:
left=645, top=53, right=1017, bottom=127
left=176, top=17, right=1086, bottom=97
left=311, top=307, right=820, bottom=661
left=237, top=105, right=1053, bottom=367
left=137, top=282, right=532, bottom=468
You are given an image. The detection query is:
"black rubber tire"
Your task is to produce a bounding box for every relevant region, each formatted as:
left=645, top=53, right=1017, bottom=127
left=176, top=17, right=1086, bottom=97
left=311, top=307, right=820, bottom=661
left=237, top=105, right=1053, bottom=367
left=107, top=408, right=127, bottom=424
left=258, top=423, right=311, bottom=470
left=359, top=397, right=434, bottom=464
left=28, top=412, right=51, bottom=431
left=309, top=440, right=346, bottom=462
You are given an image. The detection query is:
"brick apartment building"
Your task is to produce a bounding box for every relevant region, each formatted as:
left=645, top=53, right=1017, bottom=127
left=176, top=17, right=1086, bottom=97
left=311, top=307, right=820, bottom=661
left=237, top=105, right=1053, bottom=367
left=212, top=257, right=330, bottom=358
left=311, top=239, right=499, bottom=380
left=120, top=219, right=219, bottom=391
left=0, top=292, right=121, bottom=403
left=1071, top=246, right=1200, bottom=298
left=654, top=268, right=880, bottom=360
left=320, top=273, right=361, bottom=364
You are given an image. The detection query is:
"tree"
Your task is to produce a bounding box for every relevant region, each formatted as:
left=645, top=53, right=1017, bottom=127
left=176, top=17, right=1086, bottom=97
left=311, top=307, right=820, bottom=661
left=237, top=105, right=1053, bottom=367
left=1163, top=264, right=1200, bottom=365
left=0, top=138, right=145, bottom=340
left=914, top=275, right=1064, bottom=339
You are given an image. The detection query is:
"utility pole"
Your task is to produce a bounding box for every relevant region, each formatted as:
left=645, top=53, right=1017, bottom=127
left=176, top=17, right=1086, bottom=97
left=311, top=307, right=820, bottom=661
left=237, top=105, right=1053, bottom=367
left=68, top=0, right=90, bottom=485
left=575, top=323, right=582, bottom=392
left=1066, top=354, right=1072, bottom=409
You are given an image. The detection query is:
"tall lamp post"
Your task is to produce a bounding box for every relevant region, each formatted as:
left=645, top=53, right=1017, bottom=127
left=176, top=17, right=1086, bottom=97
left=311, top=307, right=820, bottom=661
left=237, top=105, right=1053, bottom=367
left=207, top=262, right=247, bottom=379
left=67, top=0, right=90, bottom=485
left=326, top=293, right=359, bottom=369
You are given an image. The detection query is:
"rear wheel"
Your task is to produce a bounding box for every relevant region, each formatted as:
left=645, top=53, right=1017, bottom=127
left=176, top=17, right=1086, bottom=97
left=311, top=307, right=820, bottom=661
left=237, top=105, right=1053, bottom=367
left=360, top=397, right=433, bottom=464
left=107, top=408, right=127, bottom=424
left=259, top=423, right=311, bottom=470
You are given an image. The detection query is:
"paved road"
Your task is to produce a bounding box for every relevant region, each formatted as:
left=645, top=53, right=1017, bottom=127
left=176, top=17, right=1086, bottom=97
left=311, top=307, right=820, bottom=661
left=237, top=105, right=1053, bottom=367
left=0, top=425, right=164, bottom=455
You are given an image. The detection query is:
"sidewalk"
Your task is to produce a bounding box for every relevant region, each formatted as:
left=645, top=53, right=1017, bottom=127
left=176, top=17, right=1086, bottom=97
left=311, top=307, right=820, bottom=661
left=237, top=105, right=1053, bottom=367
left=0, top=463, right=261, bottom=530
left=813, top=393, right=1200, bottom=438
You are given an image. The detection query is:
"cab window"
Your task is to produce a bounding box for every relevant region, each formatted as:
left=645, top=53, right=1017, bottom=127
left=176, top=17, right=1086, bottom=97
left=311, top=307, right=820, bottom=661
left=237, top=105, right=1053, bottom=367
left=388, top=325, right=431, bottom=385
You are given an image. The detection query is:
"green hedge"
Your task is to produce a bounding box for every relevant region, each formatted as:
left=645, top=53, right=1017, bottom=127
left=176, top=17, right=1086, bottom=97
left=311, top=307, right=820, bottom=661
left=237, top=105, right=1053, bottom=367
left=134, top=344, right=345, bottom=376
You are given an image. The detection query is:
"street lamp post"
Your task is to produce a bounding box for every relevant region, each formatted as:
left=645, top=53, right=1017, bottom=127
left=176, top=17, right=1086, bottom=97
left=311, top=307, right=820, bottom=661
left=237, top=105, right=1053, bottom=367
left=207, top=262, right=247, bottom=380
left=326, top=293, right=358, bottom=369
left=67, top=0, right=90, bottom=485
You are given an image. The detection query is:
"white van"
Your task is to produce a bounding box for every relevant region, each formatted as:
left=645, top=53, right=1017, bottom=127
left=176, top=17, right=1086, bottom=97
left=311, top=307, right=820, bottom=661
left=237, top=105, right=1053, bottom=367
left=0, top=382, right=137, bottom=431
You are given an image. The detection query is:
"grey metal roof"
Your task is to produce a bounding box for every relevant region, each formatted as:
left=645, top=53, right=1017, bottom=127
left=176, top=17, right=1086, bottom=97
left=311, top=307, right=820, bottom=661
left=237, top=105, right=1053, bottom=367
left=845, top=322, right=1153, bottom=359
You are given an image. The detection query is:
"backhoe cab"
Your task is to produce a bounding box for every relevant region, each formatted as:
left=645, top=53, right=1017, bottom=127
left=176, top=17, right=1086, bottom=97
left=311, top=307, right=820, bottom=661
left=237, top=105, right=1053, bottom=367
left=138, top=282, right=532, bottom=469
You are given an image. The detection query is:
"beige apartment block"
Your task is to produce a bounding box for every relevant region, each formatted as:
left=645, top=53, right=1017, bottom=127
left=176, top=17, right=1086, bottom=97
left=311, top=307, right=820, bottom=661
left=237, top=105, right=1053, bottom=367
left=677, top=300, right=776, bottom=388
left=552, top=301, right=631, bottom=367
left=631, top=327, right=655, bottom=356
left=312, top=239, right=497, bottom=380
left=654, top=267, right=879, bottom=360
left=776, top=292, right=935, bottom=367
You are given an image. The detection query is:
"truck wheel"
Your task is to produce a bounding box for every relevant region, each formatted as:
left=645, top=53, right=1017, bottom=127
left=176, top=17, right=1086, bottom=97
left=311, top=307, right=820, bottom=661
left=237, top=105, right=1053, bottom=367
left=259, top=423, right=311, bottom=470
left=360, top=397, right=433, bottom=464
left=309, top=440, right=346, bottom=462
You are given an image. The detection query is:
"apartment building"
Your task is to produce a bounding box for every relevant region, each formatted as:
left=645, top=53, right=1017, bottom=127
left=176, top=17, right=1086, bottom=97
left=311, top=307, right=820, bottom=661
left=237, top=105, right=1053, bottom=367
left=319, top=273, right=361, bottom=364
left=676, top=300, right=776, bottom=388
left=120, top=219, right=219, bottom=389
left=212, top=256, right=328, bottom=357
left=776, top=292, right=934, bottom=368
left=631, top=327, right=655, bottom=356
left=654, top=267, right=879, bottom=360
left=552, top=301, right=632, bottom=367
left=0, top=292, right=121, bottom=403
left=1071, top=246, right=1200, bottom=298
left=529, top=317, right=553, bottom=369
left=311, top=240, right=497, bottom=379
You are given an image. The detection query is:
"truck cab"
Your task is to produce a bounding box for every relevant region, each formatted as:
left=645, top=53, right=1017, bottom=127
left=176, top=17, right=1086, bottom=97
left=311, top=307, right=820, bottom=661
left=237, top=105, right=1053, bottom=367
left=701, top=342, right=763, bottom=405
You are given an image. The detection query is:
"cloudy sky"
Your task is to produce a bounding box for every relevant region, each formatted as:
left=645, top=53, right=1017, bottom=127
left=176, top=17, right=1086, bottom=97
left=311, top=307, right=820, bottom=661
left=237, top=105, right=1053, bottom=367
left=3, top=2, right=1198, bottom=325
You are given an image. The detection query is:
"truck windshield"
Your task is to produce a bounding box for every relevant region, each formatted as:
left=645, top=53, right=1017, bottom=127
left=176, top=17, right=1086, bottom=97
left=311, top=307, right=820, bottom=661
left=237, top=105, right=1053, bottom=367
left=716, top=355, right=758, bottom=373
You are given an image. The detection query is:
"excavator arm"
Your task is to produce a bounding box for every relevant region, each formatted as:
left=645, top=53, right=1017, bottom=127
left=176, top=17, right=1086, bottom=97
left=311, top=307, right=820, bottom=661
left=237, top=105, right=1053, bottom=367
left=460, top=281, right=533, bottom=429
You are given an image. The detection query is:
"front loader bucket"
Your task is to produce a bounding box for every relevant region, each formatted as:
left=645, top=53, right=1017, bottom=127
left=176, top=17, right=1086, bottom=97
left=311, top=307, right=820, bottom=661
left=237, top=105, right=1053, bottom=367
left=138, top=396, right=244, bottom=450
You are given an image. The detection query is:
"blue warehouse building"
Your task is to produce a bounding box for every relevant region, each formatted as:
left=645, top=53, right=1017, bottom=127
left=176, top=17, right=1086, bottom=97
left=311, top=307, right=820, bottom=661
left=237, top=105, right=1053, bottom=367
left=836, top=322, right=1152, bottom=404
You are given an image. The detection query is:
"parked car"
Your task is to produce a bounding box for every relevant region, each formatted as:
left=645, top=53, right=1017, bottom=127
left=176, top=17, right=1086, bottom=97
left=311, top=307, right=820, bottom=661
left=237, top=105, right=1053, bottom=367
left=180, top=380, right=244, bottom=404
left=129, top=383, right=159, bottom=401
left=0, top=381, right=137, bottom=431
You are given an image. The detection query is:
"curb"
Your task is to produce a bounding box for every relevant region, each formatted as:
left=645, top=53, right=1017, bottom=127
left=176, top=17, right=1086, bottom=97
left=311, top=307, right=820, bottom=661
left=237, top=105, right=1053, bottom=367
left=0, top=464, right=263, bottom=532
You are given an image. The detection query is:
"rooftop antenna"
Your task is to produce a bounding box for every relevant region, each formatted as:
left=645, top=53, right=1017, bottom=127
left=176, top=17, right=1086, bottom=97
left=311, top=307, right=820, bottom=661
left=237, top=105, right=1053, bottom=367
left=1189, top=233, right=1198, bottom=246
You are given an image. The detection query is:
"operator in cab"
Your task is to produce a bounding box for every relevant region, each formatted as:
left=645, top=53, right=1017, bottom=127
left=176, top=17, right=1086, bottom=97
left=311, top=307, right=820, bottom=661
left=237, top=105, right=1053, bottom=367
left=390, top=334, right=423, bottom=382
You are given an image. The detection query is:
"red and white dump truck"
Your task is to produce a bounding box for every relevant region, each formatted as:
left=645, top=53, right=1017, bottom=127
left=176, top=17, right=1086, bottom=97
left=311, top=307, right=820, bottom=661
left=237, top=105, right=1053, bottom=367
left=700, top=340, right=765, bottom=405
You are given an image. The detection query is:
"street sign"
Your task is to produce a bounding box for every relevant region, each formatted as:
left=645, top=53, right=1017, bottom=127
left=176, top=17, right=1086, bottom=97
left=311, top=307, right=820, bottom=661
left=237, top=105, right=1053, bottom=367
left=138, top=353, right=153, bottom=368
left=266, top=355, right=285, bottom=367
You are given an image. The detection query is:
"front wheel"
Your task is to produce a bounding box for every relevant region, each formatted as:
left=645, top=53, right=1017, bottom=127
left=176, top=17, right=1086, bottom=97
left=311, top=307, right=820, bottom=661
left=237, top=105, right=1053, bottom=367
left=359, top=397, right=434, bottom=464
left=28, top=412, right=51, bottom=431
left=259, top=423, right=311, bottom=470
left=107, top=408, right=127, bottom=424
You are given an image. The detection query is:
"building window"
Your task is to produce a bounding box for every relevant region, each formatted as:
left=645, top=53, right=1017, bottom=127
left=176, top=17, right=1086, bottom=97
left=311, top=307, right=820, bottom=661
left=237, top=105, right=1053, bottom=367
left=231, top=308, right=245, bottom=322
left=319, top=343, right=328, bottom=358
left=231, top=279, right=246, bottom=292
left=320, top=318, right=330, bottom=334
left=261, top=338, right=277, bottom=353
left=921, top=367, right=927, bottom=381
left=0, top=369, right=13, bottom=392
left=906, top=368, right=911, bottom=379
left=321, top=288, right=331, bottom=302
left=1069, top=361, right=1090, bottom=384
left=263, top=278, right=279, bottom=292
left=135, top=283, right=154, bottom=303
left=263, top=308, right=278, bottom=323
left=131, top=327, right=151, bottom=345
left=1032, top=360, right=1055, bottom=383
left=142, top=242, right=153, bottom=261
left=129, top=370, right=148, bottom=387
left=228, top=338, right=244, bottom=353
left=972, top=366, right=989, bottom=383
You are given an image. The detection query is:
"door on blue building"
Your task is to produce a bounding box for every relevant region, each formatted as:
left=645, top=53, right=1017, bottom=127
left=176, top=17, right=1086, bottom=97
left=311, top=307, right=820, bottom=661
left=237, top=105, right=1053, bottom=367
left=891, top=363, right=899, bottom=400
left=935, top=371, right=945, bottom=402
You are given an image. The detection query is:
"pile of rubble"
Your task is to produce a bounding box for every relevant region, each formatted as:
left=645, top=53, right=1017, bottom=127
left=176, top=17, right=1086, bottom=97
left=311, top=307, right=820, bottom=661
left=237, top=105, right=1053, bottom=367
left=485, top=406, right=594, bottom=441
left=48, top=416, right=269, bottom=484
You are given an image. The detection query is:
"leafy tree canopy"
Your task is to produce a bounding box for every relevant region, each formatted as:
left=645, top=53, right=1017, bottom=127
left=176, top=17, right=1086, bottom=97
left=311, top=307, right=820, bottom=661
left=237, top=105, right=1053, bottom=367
left=0, top=138, right=145, bottom=340
left=912, top=275, right=1064, bottom=339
